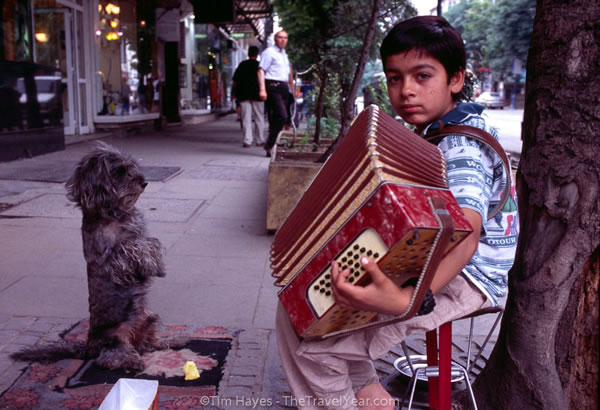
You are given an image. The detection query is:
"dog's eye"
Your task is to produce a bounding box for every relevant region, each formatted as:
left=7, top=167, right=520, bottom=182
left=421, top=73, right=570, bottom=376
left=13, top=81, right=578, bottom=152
left=114, top=166, right=127, bottom=177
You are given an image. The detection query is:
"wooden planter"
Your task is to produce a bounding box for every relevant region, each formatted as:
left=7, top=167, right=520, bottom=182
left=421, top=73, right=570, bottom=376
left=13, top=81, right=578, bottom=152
left=266, top=131, right=332, bottom=233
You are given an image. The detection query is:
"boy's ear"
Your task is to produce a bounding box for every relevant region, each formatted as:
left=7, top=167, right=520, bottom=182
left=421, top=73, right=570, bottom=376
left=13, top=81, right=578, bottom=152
left=450, top=68, right=466, bottom=94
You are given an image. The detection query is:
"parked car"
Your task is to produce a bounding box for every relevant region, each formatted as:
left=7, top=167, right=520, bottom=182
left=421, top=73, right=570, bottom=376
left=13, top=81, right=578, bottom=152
left=16, top=75, right=64, bottom=124
left=475, top=91, right=505, bottom=109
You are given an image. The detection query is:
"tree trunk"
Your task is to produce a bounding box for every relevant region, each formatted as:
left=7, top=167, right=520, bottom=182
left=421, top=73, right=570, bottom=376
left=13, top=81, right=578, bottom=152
left=338, top=0, right=383, bottom=139
left=472, top=1, right=600, bottom=409
left=312, top=66, right=328, bottom=146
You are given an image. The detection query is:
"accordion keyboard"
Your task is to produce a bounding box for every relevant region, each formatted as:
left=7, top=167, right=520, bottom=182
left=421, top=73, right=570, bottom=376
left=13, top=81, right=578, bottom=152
left=307, top=228, right=388, bottom=316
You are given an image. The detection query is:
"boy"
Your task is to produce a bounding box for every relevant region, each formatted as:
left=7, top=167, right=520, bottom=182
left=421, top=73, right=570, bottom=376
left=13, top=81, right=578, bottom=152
left=275, top=16, right=518, bottom=409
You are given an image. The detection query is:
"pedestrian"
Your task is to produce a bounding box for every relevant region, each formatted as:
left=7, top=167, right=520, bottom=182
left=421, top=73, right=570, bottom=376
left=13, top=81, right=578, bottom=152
left=137, top=78, right=147, bottom=113
left=120, top=74, right=130, bottom=115
left=152, top=75, right=161, bottom=113
left=275, top=16, right=519, bottom=408
left=258, top=29, right=294, bottom=157
left=233, top=45, right=265, bottom=147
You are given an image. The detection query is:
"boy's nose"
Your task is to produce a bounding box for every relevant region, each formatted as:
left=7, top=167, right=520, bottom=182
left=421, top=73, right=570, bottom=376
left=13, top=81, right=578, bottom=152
left=401, top=81, right=416, bottom=97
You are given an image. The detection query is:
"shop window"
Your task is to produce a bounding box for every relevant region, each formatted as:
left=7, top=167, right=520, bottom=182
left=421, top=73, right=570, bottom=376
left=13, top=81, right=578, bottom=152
left=95, top=0, right=150, bottom=116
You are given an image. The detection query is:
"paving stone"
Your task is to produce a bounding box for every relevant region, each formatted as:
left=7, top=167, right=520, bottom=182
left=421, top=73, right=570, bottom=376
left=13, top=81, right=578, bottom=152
left=0, top=353, right=14, bottom=374
left=0, top=316, right=11, bottom=326
left=0, top=344, right=29, bottom=355
left=42, top=331, right=62, bottom=342
left=25, top=320, right=58, bottom=334
left=2, top=316, right=36, bottom=331
left=235, top=349, right=262, bottom=359
left=12, top=334, right=44, bottom=346
left=219, top=385, right=253, bottom=399
left=229, top=365, right=260, bottom=377
left=237, top=329, right=268, bottom=343
left=0, top=330, right=19, bottom=347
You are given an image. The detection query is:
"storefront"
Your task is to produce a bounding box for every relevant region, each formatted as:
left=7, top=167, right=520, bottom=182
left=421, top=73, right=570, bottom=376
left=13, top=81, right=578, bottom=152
left=1, top=0, right=270, bottom=152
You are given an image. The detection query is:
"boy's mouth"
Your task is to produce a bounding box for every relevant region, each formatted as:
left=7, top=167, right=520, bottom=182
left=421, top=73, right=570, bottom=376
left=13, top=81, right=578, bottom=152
left=398, top=104, right=420, bottom=113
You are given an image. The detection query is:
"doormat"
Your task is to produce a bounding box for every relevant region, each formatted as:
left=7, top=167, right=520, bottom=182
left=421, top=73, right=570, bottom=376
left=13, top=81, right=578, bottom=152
left=0, top=320, right=233, bottom=410
left=0, top=163, right=182, bottom=183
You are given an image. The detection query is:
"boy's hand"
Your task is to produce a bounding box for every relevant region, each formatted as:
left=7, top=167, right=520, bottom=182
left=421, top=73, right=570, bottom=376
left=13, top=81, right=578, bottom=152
left=331, top=257, right=411, bottom=316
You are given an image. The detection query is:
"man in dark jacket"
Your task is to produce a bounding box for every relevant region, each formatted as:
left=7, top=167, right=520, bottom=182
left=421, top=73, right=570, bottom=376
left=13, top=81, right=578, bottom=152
left=233, top=46, right=265, bottom=148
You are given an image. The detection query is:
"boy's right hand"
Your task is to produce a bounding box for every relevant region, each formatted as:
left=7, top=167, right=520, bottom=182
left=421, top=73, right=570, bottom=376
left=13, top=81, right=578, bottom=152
left=331, top=257, right=412, bottom=316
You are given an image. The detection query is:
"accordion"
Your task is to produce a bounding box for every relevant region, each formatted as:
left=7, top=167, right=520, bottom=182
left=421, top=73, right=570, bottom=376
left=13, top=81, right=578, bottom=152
left=272, top=105, right=473, bottom=340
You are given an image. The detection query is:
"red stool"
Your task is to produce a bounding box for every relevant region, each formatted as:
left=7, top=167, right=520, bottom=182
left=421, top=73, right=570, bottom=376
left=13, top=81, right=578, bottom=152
left=395, top=306, right=504, bottom=410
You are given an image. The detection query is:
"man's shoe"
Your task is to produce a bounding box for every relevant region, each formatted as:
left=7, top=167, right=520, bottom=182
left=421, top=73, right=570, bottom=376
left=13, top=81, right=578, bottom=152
left=256, top=142, right=265, bottom=147
left=265, top=149, right=271, bottom=158
left=242, top=143, right=251, bottom=148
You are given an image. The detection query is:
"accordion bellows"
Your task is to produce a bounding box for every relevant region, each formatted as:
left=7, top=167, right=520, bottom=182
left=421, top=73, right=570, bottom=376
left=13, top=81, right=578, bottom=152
left=272, top=105, right=473, bottom=339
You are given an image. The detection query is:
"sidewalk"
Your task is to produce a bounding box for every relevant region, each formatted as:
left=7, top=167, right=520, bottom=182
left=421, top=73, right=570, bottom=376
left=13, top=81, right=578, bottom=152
left=0, top=115, right=501, bottom=409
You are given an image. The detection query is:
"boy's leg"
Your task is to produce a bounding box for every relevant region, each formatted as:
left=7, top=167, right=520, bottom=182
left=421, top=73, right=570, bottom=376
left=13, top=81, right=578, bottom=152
left=276, top=275, right=491, bottom=408
left=240, top=101, right=253, bottom=146
left=364, top=274, right=491, bottom=360
left=277, top=303, right=380, bottom=409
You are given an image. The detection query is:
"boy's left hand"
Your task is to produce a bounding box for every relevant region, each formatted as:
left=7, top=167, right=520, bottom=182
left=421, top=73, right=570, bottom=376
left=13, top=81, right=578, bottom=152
left=331, top=257, right=411, bottom=316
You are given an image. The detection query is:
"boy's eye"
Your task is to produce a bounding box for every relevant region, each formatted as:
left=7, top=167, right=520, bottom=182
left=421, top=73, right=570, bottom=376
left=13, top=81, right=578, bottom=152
left=417, top=72, right=432, bottom=81
left=386, top=75, right=400, bottom=84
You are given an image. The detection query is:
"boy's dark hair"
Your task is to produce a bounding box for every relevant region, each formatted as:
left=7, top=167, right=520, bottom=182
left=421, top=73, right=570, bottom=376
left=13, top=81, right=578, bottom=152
left=380, top=16, right=466, bottom=100
left=248, top=46, right=259, bottom=58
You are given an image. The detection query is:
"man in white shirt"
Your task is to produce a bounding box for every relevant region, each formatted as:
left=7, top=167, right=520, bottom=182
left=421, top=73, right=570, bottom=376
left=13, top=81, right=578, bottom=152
left=258, top=30, right=295, bottom=157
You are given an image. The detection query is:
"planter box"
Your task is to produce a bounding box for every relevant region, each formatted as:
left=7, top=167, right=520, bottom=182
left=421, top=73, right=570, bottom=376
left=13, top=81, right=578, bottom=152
left=266, top=130, right=334, bottom=233
left=266, top=152, right=322, bottom=233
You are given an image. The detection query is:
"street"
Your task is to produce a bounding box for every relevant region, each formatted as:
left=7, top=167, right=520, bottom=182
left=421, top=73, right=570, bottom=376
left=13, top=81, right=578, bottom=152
left=484, top=107, right=524, bottom=156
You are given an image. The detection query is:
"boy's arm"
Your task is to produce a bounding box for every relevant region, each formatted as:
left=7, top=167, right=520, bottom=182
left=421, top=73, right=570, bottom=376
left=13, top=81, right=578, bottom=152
left=331, top=207, right=482, bottom=316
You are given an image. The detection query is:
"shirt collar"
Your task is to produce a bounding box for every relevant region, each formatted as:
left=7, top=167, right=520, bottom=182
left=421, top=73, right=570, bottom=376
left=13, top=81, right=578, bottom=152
left=272, top=44, right=286, bottom=54
left=424, top=102, right=485, bottom=133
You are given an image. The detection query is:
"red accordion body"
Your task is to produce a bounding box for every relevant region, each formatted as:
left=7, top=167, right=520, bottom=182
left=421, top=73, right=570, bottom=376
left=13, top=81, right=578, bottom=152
left=271, top=105, right=473, bottom=339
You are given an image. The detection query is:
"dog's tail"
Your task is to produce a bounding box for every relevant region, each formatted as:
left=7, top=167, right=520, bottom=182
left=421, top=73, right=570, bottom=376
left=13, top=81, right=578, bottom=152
left=10, top=341, right=88, bottom=363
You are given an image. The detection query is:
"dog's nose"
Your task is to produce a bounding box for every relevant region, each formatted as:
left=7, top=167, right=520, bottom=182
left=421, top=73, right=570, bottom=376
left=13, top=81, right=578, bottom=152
left=141, top=181, right=148, bottom=188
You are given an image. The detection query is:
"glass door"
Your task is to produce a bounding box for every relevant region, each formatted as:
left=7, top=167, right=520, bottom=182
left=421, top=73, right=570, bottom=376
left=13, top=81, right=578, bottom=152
left=33, top=7, right=88, bottom=134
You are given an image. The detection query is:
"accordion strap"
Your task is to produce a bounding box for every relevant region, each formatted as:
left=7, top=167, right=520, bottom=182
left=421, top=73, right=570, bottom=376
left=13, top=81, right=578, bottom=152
left=424, top=124, right=512, bottom=220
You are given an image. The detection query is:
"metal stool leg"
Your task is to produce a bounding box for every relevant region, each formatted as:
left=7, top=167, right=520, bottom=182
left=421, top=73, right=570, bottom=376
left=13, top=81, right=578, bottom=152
left=466, top=311, right=503, bottom=378
left=396, top=342, right=417, bottom=409
left=394, top=308, right=504, bottom=409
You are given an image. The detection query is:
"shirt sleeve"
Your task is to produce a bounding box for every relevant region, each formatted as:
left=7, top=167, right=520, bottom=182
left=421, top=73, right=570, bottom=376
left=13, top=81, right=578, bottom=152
left=259, top=49, right=272, bottom=72
left=438, top=135, right=494, bottom=222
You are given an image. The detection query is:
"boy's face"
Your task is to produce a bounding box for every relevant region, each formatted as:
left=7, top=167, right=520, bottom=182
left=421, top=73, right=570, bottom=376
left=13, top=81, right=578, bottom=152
left=384, top=49, right=464, bottom=132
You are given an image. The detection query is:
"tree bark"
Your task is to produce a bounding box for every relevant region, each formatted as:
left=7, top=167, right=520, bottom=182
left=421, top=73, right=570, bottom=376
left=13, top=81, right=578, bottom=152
left=472, top=1, right=600, bottom=409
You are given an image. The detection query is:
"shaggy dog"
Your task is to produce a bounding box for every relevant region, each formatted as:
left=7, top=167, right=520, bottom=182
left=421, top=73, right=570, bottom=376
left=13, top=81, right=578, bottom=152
left=11, top=142, right=186, bottom=372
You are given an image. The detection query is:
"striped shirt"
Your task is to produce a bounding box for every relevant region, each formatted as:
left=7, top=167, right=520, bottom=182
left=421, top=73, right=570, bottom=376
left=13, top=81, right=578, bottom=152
left=425, top=102, right=519, bottom=306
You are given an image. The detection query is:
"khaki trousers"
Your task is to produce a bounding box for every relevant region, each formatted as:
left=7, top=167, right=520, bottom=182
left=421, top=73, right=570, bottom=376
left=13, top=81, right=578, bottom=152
left=240, top=100, right=265, bottom=146
left=275, top=274, right=491, bottom=410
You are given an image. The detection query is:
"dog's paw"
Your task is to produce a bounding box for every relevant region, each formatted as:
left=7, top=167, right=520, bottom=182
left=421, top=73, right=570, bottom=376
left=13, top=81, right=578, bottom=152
left=120, top=356, right=146, bottom=373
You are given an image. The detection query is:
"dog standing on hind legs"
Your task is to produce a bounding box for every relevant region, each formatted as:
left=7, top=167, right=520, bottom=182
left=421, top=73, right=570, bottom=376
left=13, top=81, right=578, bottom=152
left=11, top=142, right=187, bottom=372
